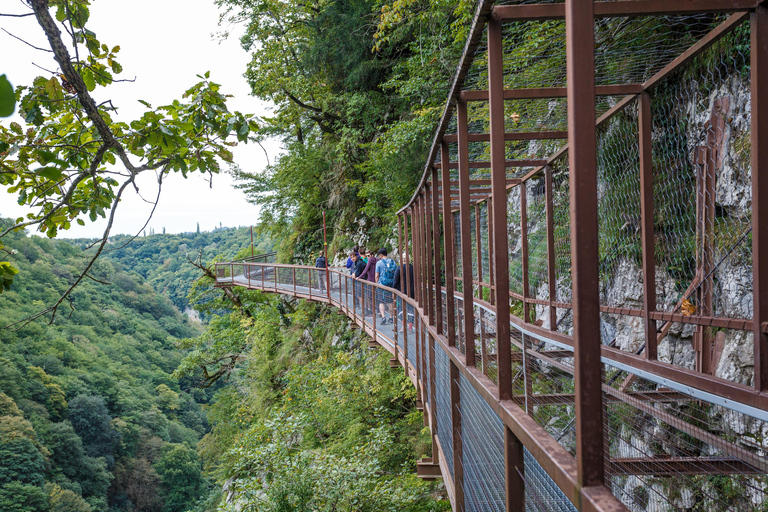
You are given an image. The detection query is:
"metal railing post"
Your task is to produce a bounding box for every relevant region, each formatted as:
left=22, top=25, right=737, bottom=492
left=752, top=5, right=768, bottom=392
left=639, top=91, right=658, bottom=360
left=457, top=100, right=475, bottom=366
left=425, top=188, right=435, bottom=326
left=450, top=360, right=464, bottom=510
left=520, top=184, right=530, bottom=323
left=476, top=203, right=483, bottom=300
left=431, top=167, right=443, bottom=333
left=441, top=142, right=456, bottom=347
left=545, top=166, right=557, bottom=330
left=488, top=16, right=511, bottom=397
left=565, top=0, right=604, bottom=488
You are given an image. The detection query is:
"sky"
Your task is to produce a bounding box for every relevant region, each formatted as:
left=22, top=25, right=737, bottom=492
left=1, top=0, right=280, bottom=238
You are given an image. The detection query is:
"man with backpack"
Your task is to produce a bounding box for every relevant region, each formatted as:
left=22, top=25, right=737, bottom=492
left=315, top=252, right=327, bottom=293
left=375, top=248, right=397, bottom=324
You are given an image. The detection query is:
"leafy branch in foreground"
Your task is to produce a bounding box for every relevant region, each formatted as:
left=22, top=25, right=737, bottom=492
left=0, top=0, right=260, bottom=322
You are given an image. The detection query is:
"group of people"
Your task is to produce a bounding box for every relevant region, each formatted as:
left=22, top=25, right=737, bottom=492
left=345, top=245, right=414, bottom=326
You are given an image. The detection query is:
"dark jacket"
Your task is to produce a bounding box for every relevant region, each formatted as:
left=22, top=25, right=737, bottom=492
left=361, top=256, right=377, bottom=282
left=352, top=258, right=366, bottom=278
left=393, top=263, right=415, bottom=299
left=315, top=256, right=326, bottom=268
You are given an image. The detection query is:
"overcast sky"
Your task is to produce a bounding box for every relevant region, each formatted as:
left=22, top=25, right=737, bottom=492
left=1, top=0, right=280, bottom=238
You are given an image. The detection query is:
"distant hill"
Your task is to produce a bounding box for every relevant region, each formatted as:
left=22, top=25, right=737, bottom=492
left=0, top=226, right=230, bottom=511
left=68, top=227, right=271, bottom=313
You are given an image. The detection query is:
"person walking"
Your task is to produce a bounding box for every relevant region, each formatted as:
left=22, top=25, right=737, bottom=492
left=350, top=251, right=366, bottom=313
left=357, top=249, right=377, bottom=316
left=315, top=252, right=327, bottom=293
left=375, top=248, right=397, bottom=324
left=393, top=254, right=415, bottom=331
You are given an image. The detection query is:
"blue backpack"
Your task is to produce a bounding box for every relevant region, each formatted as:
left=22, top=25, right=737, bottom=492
left=380, top=259, right=397, bottom=286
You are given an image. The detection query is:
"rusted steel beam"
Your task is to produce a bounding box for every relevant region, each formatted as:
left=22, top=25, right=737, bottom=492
left=443, top=131, right=568, bottom=143
left=396, top=214, right=402, bottom=361
left=475, top=204, right=483, bottom=300
left=639, top=91, right=657, bottom=361
left=458, top=100, right=476, bottom=366
left=505, top=427, right=525, bottom=512
left=426, top=184, right=436, bottom=326
left=608, top=457, right=763, bottom=476
left=432, top=168, right=444, bottom=334
left=545, top=167, right=557, bottom=330
left=459, top=84, right=642, bottom=101
left=450, top=361, right=464, bottom=510
left=491, top=0, right=759, bottom=21
left=403, top=212, right=411, bottom=373
left=435, top=178, right=521, bottom=185
left=753, top=6, right=768, bottom=392
left=511, top=390, right=695, bottom=405
left=441, top=143, right=457, bottom=347
left=646, top=311, right=752, bottom=330
left=429, top=335, right=439, bottom=463
left=566, top=0, right=604, bottom=489
left=437, top=160, right=545, bottom=169
left=520, top=185, right=531, bottom=323
left=488, top=17, right=512, bottom=400
left=488, top=197, right=495, bottom=305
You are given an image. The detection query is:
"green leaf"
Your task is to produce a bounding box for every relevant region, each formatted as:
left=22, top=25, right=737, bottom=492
left=0, top=75, right=15, bottom=117
left=71, top=4, right=90, bottom=29
left=34, top=167, right=64, bottom=182
left=81, top=68, right=96, bottom=92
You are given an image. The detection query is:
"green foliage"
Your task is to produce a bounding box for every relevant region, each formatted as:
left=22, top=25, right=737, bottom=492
left=154, top=444, right=204, bottom=512
left=0, top=228, right=217, bottom=510
left=179, top=262, right=446, bottom=510
left=0, top=1, right=263, bottom=323
left=0, top=74, right=15, bottom=117
left=0, top=482, right=51, bottom=512
left=48, top=484, right=93, bottom=512
left=220, top=0, right=467, bottom=259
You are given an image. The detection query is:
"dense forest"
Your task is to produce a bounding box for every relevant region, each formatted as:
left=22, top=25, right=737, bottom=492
left=0, top=224, right=447, bottom=511
left=0, top=224, right=213, bottom=512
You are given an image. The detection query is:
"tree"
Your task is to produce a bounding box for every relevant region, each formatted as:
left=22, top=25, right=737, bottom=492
left=154, top=444, right=203, bottom=512
left=47, top=484, right=92, bottom=512
left=67, top=395, right=119, bottom=466
left=0, top=0, right=260, bottom=323
left=0, top=482, right=50, bottom=512
left=0, top=437, right=46, bottom=486
left=0, top=74, right=18, bottom=294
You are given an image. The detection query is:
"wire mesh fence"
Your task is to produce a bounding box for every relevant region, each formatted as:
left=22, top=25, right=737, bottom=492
left=435, top=339, right=454, bottom=478
left=461, top=372, right=506, bottom=512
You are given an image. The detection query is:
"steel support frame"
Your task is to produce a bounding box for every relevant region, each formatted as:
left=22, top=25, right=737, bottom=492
left=491, top=0, right=761, bottom=21
left=403, top=213, right=412, bottom=372
left=457, top=100, right=476, bottom=365
left=565, top=0, right=604, bottom=490
left=752, top=5, right=768, bottom=392
left=639, top=92, right=657, bottom=360
left=441, top=142, right=457, bottom=346
left=450, top=360, right=465, bottom=510
left=425, top=187, right=436, bottom=326
left=432, top=167, right=444, bottom=334
left=520, top=183, right=531, bottom=323
left=487, top=16, right=512, bottom=401
left=545, top=166, right=557, bottom=330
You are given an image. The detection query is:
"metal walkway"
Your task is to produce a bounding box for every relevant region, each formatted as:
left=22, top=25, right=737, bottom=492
left=216, top=1, right=768, bottom=510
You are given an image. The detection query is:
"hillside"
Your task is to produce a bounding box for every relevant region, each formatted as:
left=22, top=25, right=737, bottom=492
left=68, top=227, right=271, bottom=314
left=0, top=226, right=217, bottom=512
